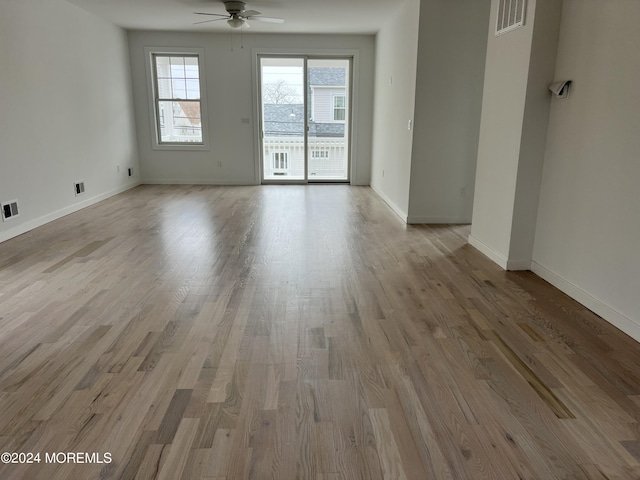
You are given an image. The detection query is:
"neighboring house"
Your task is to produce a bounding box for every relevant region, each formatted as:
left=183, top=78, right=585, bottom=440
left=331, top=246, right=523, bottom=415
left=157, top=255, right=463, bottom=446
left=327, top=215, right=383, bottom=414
left=308, top=67, right=347, bottom=128
left=263, top=67, right=348, bottom=179
left=158, top=101, right=202, bottom=142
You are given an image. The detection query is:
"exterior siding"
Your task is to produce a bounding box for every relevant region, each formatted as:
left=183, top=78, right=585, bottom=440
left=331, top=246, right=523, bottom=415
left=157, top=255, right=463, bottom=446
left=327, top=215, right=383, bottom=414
left=312, top=87, right=346, bottom=123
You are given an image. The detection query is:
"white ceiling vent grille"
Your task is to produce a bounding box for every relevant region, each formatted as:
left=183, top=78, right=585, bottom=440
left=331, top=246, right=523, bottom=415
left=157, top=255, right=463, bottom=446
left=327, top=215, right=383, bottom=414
left=496, top=0, right=526, bottom=36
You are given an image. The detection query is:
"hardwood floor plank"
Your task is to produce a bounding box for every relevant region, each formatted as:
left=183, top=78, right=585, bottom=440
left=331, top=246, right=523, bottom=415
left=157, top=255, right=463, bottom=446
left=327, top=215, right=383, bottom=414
left=204, top=429, right=235, bottom=477
left=0, top=184, right=639, bottom=479
left=155, top=417, right=200, bottom=480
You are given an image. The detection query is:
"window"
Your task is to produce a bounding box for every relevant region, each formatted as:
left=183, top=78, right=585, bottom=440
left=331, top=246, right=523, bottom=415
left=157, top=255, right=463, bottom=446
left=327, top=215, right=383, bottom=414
left=272, top=152, right=289, bottom=170
left=311, top=150, right=329, bottom=159
left=147, top=48, right=208, bottom=150
left=153, top=54, right=202, bottom=144
left=333, top=95, right=346, bottom=122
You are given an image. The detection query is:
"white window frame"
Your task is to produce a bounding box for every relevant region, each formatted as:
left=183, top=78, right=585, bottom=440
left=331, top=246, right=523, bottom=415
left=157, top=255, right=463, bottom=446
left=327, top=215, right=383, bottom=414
left=310, top=150, right=330, bottom=159
left=332, top=94, right=346, bottom=123
left=271, top=152, right=289, bottom=172
left=145, top=47, right=210, bottom=151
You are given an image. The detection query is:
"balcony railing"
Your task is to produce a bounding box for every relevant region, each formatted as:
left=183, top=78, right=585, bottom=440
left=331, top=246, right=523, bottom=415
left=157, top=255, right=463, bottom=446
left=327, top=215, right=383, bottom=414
left=263, top=136, right=347, bottom=179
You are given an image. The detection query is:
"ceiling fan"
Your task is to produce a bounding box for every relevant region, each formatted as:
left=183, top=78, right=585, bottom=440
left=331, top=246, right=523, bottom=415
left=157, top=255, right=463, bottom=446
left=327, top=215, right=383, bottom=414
left=194, top=1, right=285, bottom=29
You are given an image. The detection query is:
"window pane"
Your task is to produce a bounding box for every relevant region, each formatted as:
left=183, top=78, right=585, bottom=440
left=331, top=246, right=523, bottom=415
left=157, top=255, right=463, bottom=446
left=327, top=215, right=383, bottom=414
left=157, top=77, right=173, bottom=99
left=172, top=79, right=187, bottom=99
left=170, top=57, right=186, bottom=78
left=333, top=95, right=346, bottom=121
left=272, top=152, right=288, bottom=169
left=186, top=79, right=200, bottom=100
left=155, top=56, right=171, bottom=77
left=184, top=57, right=199, bottom=78
left=158, top=100, right=202, bottom=143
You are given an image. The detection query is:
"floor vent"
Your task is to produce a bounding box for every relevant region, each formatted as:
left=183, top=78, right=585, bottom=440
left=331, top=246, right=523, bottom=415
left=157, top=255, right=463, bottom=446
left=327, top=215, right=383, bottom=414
left=75, top=182, right=85, bottom=196
left=1, top=200, right=19, bottom=221
left=496, top=0, right=526, bottom=36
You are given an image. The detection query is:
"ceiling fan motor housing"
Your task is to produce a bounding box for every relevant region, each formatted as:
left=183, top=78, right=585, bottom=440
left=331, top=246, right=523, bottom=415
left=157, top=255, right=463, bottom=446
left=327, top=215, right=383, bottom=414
left=224, top=1, right=247, bottom=15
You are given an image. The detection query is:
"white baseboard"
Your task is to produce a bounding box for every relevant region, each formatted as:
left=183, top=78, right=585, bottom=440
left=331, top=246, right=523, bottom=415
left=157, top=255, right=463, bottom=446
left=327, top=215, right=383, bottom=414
left=407, top=215, right=471, bottom=225
left=370, top=185, right=408, bottom=222
left=142, top=178, right=257, bottom=186
left=468, top=239, right=639, bottom=341
left=531, top=261, right=640, bottom=343
left=468, top=235, right=508, bottom=270
left=467, top=236, right=531, bottom=271
left=506, top=258, right=532, bottom=271
left=0, top=182, right=140, bottom=244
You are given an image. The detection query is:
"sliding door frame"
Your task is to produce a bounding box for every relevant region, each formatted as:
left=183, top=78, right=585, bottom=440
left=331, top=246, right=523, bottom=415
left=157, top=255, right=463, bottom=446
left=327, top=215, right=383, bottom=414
left=252, top=48, right=359, bottom=185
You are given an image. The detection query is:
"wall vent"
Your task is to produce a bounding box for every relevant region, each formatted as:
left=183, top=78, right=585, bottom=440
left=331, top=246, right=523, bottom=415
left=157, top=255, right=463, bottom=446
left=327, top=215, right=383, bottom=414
left=1, top=200, right=20, bottom=221
left=496, top=0, right=526, bottom=36
left=75, top=182, right=85, bottom=196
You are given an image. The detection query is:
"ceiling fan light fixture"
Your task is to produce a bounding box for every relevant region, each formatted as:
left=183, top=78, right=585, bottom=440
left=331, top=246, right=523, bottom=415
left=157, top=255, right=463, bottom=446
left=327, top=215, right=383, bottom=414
left=227, top=16, right=245, bottom=28
left=193, top=2, right=283, bottom=29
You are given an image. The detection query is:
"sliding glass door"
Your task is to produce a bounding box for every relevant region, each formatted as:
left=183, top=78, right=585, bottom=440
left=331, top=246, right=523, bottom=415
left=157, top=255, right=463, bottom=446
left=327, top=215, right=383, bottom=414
left=260, top=56, right=351, bottom=183
left=307, top=59, right=350, bottom=181
left=260, top=57, right=305, bottom=181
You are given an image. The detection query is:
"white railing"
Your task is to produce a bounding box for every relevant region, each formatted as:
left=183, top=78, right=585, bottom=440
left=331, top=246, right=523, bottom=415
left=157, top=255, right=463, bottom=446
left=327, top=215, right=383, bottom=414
left=263, top=136, right=347, bottom=179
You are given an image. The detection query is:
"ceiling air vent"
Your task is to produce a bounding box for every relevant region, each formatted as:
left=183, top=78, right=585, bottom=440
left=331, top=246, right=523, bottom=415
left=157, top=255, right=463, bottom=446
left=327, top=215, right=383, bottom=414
left=496, top=0, right=526, bottom=36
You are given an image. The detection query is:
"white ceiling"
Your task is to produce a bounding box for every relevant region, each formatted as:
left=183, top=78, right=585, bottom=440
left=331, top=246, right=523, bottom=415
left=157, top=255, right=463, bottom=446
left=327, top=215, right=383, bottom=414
left=65, top=0, right=402, bottom=34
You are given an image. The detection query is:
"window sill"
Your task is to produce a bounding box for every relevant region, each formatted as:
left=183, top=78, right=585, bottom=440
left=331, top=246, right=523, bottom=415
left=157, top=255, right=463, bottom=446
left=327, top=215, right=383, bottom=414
left=151, top=142, right=210, bottom=152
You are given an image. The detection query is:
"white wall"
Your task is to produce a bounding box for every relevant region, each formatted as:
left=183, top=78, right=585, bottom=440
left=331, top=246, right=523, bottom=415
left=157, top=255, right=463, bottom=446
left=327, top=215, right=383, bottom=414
left=470, top=0, right=536, bottom=265
left=0, top=0, right=139, bottom=243
left=370, top=0, right=421, bottom=220
left=508, top=0, right=563, bottom=266
left=407, top=0, right=490, bottom=224
left=470, top=0, right=561, bottom=269
left=532, top=0, right=640, bottom=341
left=127, top=31, right=374, bottom=186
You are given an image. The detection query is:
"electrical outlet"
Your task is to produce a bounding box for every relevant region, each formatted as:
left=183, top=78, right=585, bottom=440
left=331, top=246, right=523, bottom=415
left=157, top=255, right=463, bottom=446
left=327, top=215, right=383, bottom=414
left=1, top=200, right=19, bottom=221
left=459, top=186, right=467, bottom=197
left=74, top=182, right=85, bottom=196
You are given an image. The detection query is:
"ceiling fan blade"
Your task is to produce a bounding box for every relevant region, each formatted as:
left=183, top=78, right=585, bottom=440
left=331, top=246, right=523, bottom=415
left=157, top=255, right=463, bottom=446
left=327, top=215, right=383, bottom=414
left=193, top=17, right=228, bottom=25
left=246, top=15, right=285, bottom=23
left=193, top=12, right=228, bottom=17
left=241, top=10, right=261, bottom=17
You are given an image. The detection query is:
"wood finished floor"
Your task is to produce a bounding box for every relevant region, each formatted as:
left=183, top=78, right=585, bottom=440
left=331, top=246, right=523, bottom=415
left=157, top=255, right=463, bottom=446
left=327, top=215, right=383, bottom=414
left=0, top=185, right=639, bottom=480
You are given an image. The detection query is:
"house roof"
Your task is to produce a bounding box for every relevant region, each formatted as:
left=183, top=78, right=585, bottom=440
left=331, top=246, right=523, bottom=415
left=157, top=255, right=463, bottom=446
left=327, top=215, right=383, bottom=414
left=263, top=104, right=344, bottom=138
left=263, top=104, right=305, bottom=136
left=308, top=67, right=346, bottom=87
left=263, top=67, right=346, bottom=137
left=177, top=102, right=201, bottom=125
